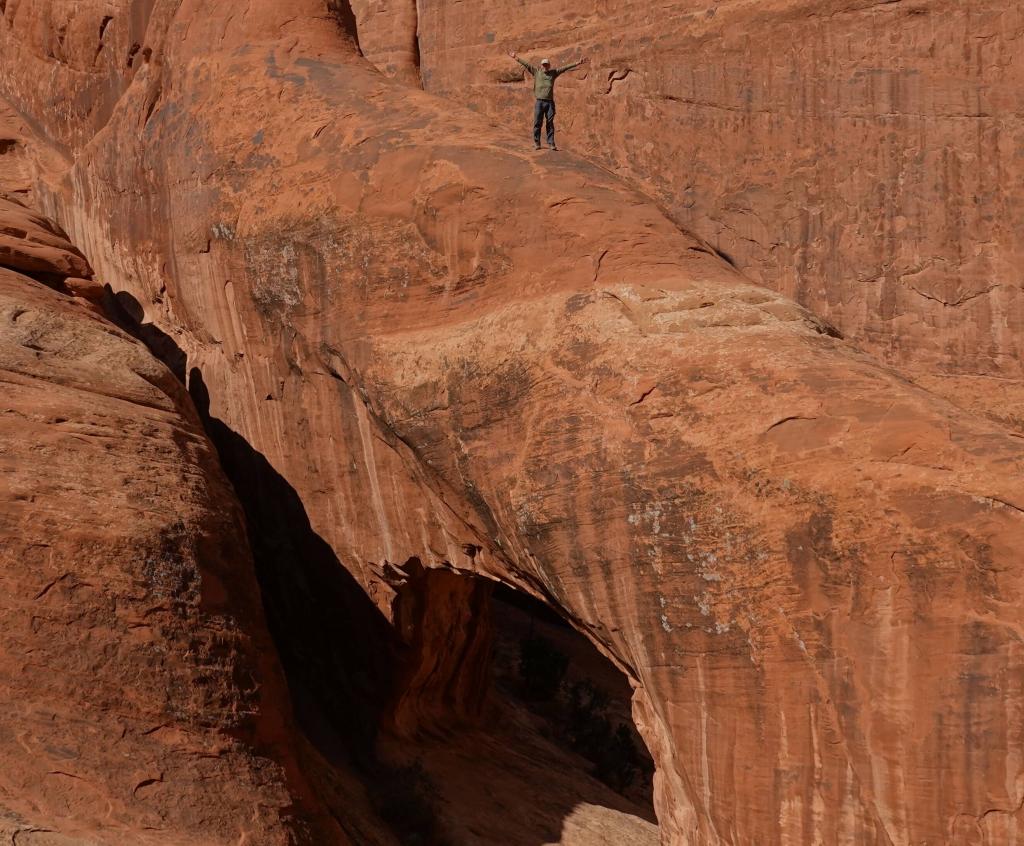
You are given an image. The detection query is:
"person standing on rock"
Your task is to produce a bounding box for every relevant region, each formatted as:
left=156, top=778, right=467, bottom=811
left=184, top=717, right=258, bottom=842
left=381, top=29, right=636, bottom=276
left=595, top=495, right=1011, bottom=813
left=508, top=52, right=588, bottom=151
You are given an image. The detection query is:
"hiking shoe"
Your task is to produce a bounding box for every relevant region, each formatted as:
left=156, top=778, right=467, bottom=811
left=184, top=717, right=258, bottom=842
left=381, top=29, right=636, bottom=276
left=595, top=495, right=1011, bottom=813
left=534, top=143, right=542, bottom=150
left=549, top=144, right=559, bottom=151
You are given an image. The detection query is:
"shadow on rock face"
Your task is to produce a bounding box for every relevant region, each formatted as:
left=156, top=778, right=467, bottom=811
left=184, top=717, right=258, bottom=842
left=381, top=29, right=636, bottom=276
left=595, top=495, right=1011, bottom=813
left=188, top=366, right=400, bottom=767
left=328, top=1, right=358, bottom=36
left=185, top=365, right=653, bottom=846
left=105, top=287, right=399, bottom=767
left=104, top=288, right=659, bottom=845
left=108, top=288, right=188, bottom=382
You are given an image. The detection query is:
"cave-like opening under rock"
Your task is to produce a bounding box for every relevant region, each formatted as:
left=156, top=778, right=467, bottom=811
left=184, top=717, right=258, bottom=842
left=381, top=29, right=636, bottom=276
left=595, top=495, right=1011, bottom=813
left=379, top=566, right=659, bottom=846
left=119, top=319, right=658, bottom=843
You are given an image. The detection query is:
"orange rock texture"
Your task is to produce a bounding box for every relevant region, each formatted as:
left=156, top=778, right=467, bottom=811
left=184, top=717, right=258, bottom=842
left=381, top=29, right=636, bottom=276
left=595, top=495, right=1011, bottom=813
left=352, top=0, right=1024, bottom=430
left=1, top=1, right=1023, bottom=845
left=0, top=195, right=353, bottom=844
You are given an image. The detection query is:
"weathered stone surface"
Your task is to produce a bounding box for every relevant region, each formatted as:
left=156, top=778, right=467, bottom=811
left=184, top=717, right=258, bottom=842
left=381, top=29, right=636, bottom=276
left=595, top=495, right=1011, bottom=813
left=343, top=0, right=420, bottom=85
left=0, top=98, right=38, bottom=200
left=353, top=0, right=1024, bottom=429
left=0, top=202, right=345, bottom=844
left=62, top=274, right=105, bottom=301
left=1, top=2, right=1023, bottom=845
left=386, top=561, right=494, bottom=736
left=0, top=194, right=91, bottom=279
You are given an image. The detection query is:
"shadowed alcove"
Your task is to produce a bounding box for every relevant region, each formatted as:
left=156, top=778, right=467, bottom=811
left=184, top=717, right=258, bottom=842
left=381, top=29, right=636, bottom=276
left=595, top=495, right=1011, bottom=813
left=378, top=563, right=658, bottom=845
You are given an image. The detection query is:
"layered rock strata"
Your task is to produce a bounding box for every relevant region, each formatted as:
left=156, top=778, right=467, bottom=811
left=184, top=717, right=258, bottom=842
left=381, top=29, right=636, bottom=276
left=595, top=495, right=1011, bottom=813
left=1, top=2, right=1023, bottom=844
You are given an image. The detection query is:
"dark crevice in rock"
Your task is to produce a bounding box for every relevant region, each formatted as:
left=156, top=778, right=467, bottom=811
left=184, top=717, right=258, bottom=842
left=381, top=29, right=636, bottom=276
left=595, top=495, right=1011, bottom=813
left=188, top=368, right=399, bottom=768
left=326, top=0, right=362, bottom=53
left=101, top=290, right=397, bottom=765
left=711, top=244, right=738, bottom=268
left=411, top=0, right=423, bottom=88
left=489, top=583, right=656, bottom=810
left=94, top=16, right=113, bottom=64
left=8, top=268, right=71, bottom=293
left=106, top=289, right=186, bottom=382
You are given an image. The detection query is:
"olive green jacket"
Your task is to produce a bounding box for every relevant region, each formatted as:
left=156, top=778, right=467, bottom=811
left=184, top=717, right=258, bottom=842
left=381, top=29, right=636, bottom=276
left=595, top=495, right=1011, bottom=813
left=516, top=58, right=581, bottom=101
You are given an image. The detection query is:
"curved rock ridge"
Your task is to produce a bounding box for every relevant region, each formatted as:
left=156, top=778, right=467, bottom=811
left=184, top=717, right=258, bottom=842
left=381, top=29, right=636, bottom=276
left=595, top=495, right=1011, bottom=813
left=343, top=0, right=421, bottom=86
left=352, top=0, right=1024, bottom=431
left=0, top=194, right=90, bottom=281
left=1, top=2, right=1023, bottom=845
left=0, top=196, right=351, bottom=845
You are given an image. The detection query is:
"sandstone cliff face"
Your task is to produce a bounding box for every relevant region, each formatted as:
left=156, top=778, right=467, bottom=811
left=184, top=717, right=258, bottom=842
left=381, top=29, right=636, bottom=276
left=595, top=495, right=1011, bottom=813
left=0, top=195, right=348, bottom=845
left=351, top=0, right=1024, bottom=430
left=1, top=2, right=1023, bottom=845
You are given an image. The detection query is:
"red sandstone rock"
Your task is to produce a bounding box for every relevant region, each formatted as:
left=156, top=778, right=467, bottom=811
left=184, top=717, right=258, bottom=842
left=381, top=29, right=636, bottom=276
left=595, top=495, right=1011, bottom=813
left=0, top=100, right=36, bottom=200
left=1, top=2, right=1023, bottom=845
left=0, top=195, right=91, bottom=279
left=0, top=212, right=348, bottom=843
left=0, top=232, right=90, bottom=277
left=343, top=0, right=420, bottom=86
left=354, top=0, right=1024, bottom=430
left=62, top=275, right=105, bottom=301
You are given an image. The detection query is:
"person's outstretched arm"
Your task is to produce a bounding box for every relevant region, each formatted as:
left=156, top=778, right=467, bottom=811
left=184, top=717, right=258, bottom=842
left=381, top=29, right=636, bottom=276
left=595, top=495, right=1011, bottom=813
left=509, top=51, right=536, bottom=74
left=555, top=57, right=589, bottom=75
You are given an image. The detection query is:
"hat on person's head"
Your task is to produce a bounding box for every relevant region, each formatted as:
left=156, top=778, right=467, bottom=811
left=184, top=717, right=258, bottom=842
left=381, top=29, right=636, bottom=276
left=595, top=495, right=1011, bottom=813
left=541, top=58, right=551, bottom=65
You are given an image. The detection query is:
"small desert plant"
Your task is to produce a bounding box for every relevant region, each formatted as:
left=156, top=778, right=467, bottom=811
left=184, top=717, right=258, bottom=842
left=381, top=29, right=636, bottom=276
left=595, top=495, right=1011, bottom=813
left=564, top=680, right=642, bottom=793
left=594, top=723, right=643, bottom=793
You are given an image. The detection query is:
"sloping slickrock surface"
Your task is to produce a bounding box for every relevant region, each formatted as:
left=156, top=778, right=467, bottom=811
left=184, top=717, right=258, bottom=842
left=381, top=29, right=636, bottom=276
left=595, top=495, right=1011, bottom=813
left=353, top=0, right=1024, bottom=430
left=2, top=2, right=1024, bottom=844
left=0, top=197, right=343, bottom=845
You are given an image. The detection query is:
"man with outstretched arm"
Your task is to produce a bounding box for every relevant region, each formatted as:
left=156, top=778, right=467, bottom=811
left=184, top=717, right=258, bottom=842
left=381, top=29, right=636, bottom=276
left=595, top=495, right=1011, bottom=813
left=508, top=51, right=589, bottom=151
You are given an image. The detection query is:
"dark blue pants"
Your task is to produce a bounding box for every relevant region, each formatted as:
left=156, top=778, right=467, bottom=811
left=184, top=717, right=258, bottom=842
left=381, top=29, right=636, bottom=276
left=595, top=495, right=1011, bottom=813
left=534, top=99, right=556, bottom=147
